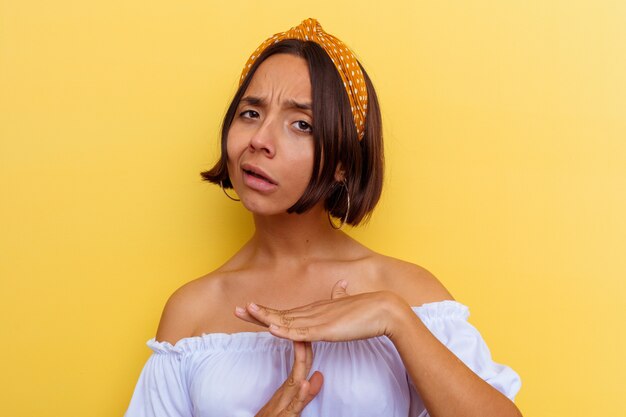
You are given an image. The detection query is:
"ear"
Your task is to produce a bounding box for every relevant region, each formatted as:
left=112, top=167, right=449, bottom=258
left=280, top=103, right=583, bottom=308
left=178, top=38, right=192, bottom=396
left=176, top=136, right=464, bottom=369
left=334, top=163, right=346, bottom=183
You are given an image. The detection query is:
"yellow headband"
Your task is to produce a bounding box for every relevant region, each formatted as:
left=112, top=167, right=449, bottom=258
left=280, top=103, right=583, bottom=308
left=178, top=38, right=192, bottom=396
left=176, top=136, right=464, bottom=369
left=239, top=18, right=368, bottom=141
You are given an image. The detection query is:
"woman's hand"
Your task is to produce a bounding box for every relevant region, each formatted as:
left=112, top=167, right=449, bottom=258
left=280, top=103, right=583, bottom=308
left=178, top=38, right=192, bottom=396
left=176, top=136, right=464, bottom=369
left=255, top=341, right=323, bottom=417
left=234, top=280, right=412, bottom=342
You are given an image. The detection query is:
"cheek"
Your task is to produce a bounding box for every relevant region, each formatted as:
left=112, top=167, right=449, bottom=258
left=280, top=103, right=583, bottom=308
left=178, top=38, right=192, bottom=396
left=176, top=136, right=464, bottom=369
left=289, top=146, right=315, bottom=187
left=225, top=130, right=246, bottom=165
left=303, top=143, right=315, bottom=173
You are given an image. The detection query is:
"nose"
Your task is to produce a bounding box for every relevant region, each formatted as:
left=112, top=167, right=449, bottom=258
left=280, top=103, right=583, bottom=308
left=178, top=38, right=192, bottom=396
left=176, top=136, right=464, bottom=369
left=248, top=117, right=277, bottom=157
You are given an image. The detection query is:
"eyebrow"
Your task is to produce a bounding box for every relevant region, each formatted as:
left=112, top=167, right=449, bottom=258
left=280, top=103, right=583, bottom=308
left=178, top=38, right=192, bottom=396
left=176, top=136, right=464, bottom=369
left=285, top=99, right=312, bottom=111
left=240, top=96, right=312, bottom=111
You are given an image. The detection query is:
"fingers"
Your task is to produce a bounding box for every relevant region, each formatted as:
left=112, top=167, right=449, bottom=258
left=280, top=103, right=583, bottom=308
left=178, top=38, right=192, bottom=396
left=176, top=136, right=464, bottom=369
left=243, top=301, right=327, bottom=328
left=281, top=370, right=324, bottom=416
left=331, top=279, right=349, bottom=300
left=304, top=342, right=313, bottom=376
left=279, top=380, right=309, bottom=417
left=279, top=342, right=319, bottom=413
left=236, top=302, right=321, bottom=341
left=242, top=281, right=351, bottom=342
left=278, top=342, right=310, bottom=400
left=255, top=342, right=321, bottom=417
left=243, top=303, right=298, bottom=329
left=244, top=304, right=328, bottom=341
left=269, top=323, right=318, bottom=342
left=289, top=342, right=309, bottom=383
left=233, top=306, right=266, bottom=327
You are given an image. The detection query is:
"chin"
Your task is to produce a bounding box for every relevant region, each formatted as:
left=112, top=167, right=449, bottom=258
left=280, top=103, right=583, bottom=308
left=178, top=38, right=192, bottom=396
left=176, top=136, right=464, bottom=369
left=240, top=196, right=296, bottom=217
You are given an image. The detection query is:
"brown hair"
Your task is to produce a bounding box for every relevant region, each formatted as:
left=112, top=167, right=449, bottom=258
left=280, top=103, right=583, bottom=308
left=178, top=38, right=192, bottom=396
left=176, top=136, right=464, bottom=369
left=200, top=39, right=383, bottom=226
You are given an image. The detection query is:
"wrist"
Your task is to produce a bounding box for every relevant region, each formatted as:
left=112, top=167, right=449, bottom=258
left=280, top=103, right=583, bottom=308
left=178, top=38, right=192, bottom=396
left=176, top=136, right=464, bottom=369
left=383, top=292, right=421, bottom=342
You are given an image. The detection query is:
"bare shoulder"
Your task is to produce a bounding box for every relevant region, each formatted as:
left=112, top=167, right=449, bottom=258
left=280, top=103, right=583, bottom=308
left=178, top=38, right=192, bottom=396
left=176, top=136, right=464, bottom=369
left=154, top=272, right=227, bottom=345
left=369, top=254, right=454, bottom=307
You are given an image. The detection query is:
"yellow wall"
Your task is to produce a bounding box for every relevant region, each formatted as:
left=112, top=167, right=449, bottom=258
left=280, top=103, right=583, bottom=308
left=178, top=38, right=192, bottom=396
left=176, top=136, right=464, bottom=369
left=1, top=1, right=624, bottom=416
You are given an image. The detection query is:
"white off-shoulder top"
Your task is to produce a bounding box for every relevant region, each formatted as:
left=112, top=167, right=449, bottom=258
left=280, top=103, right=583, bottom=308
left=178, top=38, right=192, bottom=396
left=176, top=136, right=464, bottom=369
left=124, top=301, right=521, bottom=417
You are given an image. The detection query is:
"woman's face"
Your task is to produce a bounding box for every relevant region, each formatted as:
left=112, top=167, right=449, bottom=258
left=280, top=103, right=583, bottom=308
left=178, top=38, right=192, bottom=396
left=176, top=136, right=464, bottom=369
left=226, top=54, right=315, bottom=216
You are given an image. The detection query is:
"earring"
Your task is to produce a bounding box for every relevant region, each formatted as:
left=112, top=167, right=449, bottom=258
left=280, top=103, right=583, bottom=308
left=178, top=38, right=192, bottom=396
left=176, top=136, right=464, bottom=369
left=221, top=180, right=240, bottom=201
left=328, top=181, right=350, bottom=230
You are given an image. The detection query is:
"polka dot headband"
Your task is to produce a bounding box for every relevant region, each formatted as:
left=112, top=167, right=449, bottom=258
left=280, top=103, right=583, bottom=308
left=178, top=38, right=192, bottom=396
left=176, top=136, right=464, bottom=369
left=239, top=18, right=368, bottom=141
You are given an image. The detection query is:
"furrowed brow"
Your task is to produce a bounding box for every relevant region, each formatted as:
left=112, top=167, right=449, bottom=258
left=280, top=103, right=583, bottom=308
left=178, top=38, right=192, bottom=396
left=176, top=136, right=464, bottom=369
left=239, top=96, right=311, bottom=112
left=240, top=96, right=265, bottom=107
left=285, top=99, right=312, bottom=111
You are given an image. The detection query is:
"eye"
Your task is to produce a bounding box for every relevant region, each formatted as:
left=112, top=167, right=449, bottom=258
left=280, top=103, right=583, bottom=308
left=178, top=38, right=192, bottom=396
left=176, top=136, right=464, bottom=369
left=240, top=109, right=259, bottom=119
left=293, top=120, right=313, bottom=134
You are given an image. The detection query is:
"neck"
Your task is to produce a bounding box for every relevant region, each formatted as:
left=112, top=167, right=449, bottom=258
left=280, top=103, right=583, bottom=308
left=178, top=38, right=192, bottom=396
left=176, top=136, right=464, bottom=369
left=249, top=205, right=348, bottom=264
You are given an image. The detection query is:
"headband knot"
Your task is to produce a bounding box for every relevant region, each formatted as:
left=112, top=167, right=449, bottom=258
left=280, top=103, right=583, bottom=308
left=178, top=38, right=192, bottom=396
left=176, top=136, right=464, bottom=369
left=239, top=18, right=368, bottom=141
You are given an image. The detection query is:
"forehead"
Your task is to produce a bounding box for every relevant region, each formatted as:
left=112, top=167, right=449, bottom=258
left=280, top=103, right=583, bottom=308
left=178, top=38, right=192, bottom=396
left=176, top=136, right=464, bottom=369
left=244, top=53, right=311, bottom=99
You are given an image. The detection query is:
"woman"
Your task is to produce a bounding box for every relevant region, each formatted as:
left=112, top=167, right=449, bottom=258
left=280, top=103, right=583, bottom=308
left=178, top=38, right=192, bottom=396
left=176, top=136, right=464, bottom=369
left=125, top=18, right=522, bottom=417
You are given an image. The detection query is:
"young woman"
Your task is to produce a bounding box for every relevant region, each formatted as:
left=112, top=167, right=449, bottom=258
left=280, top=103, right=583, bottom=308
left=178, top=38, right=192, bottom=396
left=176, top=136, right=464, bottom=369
left=125, top=19, right=522, bottom=417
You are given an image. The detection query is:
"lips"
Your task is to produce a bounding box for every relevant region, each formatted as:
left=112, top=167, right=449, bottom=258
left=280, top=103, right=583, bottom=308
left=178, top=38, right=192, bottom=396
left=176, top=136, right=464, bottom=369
left=241, top=164, right=276, bottom=184
left=243, top=169, right=275, bottom=184
left=241, top=163, right=278, bottom=192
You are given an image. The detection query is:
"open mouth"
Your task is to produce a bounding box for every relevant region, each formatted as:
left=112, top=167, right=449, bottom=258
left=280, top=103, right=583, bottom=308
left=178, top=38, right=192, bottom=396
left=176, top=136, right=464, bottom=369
left=243, top=168, right=276, bottom=185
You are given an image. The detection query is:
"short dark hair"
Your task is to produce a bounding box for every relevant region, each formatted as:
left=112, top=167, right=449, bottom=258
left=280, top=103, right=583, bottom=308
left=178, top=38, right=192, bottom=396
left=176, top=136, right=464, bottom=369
left=200, top=39, right=383, bottom=226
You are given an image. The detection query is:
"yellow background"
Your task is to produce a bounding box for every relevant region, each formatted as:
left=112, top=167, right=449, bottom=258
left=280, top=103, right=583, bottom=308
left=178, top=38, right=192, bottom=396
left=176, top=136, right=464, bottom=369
left=1, top=1, right=624, bottom=416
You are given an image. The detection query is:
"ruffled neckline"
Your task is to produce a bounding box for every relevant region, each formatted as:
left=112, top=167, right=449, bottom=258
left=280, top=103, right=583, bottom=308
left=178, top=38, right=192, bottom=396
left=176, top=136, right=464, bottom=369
left=147, top=300, right=469, bottom=355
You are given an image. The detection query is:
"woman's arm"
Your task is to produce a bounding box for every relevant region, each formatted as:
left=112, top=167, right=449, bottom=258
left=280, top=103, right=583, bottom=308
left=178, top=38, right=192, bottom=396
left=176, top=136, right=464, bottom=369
left=237, top=282, right=522, bottom=417
left=386, top=295, right=522, bottom=417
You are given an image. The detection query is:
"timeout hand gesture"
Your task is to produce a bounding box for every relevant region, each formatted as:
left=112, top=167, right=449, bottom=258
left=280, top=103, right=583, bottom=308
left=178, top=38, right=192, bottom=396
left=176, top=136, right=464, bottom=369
left=235, top=280, right=410, bottom=343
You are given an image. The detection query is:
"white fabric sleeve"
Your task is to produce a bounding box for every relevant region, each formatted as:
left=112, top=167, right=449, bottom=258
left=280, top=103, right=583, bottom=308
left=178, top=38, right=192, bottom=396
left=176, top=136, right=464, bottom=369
left=124, top=339, right=193, bottom=417
left=408, top=301, right=522, bottom=416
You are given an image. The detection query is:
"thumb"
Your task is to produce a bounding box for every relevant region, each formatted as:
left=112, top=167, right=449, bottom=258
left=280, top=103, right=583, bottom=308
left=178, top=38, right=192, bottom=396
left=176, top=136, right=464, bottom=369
left=331, top=280, right=349, bottom=299
left=307, top=371, right=324, bottom=397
